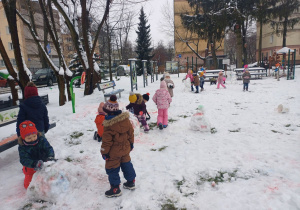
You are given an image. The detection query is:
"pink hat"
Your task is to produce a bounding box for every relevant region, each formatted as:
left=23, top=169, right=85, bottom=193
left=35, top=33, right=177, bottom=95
left=160, top=81, right=167, bottom=89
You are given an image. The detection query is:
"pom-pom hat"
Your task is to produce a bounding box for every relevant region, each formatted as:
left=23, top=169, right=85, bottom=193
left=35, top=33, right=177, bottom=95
left=20, top=120, right=38, bottom=140
left=129, top=92, right=137, bottom=103
left=103, top=95, right=119, bottom=114
left=142, top=93, right=150, bottom=101
left=24, top=82, right=38, bottom=99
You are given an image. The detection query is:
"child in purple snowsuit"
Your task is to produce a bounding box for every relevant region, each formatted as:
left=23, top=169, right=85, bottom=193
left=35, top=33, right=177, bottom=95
left=152, top=81, right=172, bottom=130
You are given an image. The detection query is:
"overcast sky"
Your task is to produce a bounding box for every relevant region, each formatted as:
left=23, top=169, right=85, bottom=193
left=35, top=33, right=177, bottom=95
left=129, top=0, right=173, bottom=46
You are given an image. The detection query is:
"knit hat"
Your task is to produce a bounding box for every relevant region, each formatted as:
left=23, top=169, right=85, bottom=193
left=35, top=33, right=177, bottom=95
left=160, top=80, right=167, bottom=89
left=244, top=64, right=248, bottom=69
left=164, top=73, right=170, bottom=78
left=98, top=102, right=105, bottom=113
left=103, top=95, right=119, bottom=114
left=24, top=82, right=38, bottom=99
left=129, top=92, right=137, bottom=103
left=142, top=93, right=150, bottom=101
left=19, top=120, right=38, bottom=140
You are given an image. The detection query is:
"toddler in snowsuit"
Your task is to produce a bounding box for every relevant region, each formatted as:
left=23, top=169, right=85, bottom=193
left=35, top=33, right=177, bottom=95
left=199, top=71, right=205, bottom=91
left=164, top=73, right=175, bottom=97
left=217, top=71, right=226, bottom=89
left=185, top=70, right=194, bottom=91
left=101, top=95, right=136, bottom=198
left=152, top=81, right=172, bottom=130
left=126, top=92, right=150, bottom=133
left=17, top=82, right=49, bottom=137
left=242, top=69, right=251, bottom=91
left=94, top=102, right=106, bottom=142
left=193, top=73, right=200, bottom=93
left=18, top=120, right=55, bottom=189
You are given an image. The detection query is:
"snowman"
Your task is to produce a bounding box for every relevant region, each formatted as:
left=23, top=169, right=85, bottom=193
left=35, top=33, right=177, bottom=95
left=190, top=105, right=211, bottom=132
left=128, top=112, right=141, bottom=136
left=184, top=77, right=191, bottom=92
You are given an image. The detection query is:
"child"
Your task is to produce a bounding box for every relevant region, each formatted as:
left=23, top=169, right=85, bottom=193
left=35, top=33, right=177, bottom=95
left=199, top=71, right=205, bottom=91
left=101, top=95, right=136, bottom=198
left=217, top=71, right=226, bottom=89
left=193, top=73, right=200, bottom=93
left=164, top=73, right=175, bottom=97
left=18, top=120, right=55, bottom=189
left=185, top=70, right=194, bottom=91
left=152, top=81, right=172, bottom=130
left=94, top=102, right=105, bottom=142
left=242, top=69, right=251, bottom=91
left=126, top=92, right=150, bottom=133
left=17, top=82, right=49, bottom=137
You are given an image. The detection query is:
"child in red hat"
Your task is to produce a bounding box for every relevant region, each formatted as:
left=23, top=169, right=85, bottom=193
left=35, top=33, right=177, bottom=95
left=18, top=120, right=55, bottom=189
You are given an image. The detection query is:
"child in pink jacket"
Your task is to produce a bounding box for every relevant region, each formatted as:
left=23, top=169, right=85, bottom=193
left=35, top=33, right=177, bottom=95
left=152, top=81, right=172, bottom=130
left=185, top=70, right=194, bottom=91
left=217, top=71, right=226, bottom=89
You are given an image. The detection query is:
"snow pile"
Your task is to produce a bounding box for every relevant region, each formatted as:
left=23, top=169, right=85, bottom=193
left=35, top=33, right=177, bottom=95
left=128, top=112, right=140, bottom=137
left=183, top=77, right=191, bottom=92
left=26, top=161, right=88, bottom=203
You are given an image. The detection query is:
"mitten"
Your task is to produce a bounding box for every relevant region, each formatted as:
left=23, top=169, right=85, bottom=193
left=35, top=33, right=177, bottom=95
left=102, top=154, right=110, bottom=160
left=34, top=160, right=44, bottom=171
left=130, top=143, right=134, bottom=151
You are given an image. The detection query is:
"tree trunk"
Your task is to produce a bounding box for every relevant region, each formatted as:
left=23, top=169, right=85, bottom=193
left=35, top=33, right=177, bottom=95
left=258, top=20, right=263, bottom=66
left=211, top=40, right=218, bottom=69
left=242, top=22, right=248, bottom=65
left=236, top=27, right=243, bottom=68
left=282, top=16, right=288, bottom=47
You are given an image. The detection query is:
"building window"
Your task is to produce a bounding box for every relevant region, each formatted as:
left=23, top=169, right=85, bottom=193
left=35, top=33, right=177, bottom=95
left=67, top=37, right=72, bottom=42
left=68, top=46, right=73, bottom=51
left=0, top=59, right=5, bottom=66
left=10, top=59, right=16, bottom=65
left=270, top=35, right=273, bottom=44
left=6, top=26, right=10, bottom=34
left=68, top=54, right=73, bottom=58
left=8, top=42, right=13, bottom=50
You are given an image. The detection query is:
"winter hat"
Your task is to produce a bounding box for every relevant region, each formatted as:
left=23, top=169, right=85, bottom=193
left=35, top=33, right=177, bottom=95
left=160, top=80, right=167, bottom=89
left=24, top=82, right=38, bottom=99
left=19, top=120, right=38, bottom=140
left=218, top=71, right=223, bottom=76
left=164, top=73, right=170, bottom=78
left=103, top=95, right=119, bottom=114
left=244, top=64, right=248, bottom=69
left=98, top=102, right=105, bottom=113
left=129, top=92, right=137, bottom=103
left=142, top=93, right=150, bottom=101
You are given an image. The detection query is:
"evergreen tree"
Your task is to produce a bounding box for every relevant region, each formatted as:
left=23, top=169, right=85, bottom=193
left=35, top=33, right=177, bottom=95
left=270, top=0, right=300, bottom=47
left=135, top=7, right=153, bottom=75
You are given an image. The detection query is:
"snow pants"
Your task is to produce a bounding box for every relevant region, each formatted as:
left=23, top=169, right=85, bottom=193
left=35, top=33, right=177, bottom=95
left=217, top=82, right=226, bottom=89
left=22, top=166, right=36, bottom=189
left=135, top=114, right=149, bottom=131
left=243, top=83, right=249, bottom=91
left=200, top=81, right=205, bottom=89
left=106, top=161, right=136, bottom=186
left=157, top=108, right=168, bottom=126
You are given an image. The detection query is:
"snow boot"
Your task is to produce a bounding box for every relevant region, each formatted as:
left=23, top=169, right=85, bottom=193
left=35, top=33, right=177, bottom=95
left=163, top=125, right=168, bottom=128
left=97, top=135, right=102, bottom=142
left=158, top=123, right=163, bottom=130
left=93, top=131, right=98, bottom=140
left=105, top=185, right=122, bottom=198
left=123, top=180, right=135, bottom=190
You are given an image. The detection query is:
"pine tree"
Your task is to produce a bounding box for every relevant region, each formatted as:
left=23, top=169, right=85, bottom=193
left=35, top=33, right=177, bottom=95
left=135, top=7, right=153, bottom=75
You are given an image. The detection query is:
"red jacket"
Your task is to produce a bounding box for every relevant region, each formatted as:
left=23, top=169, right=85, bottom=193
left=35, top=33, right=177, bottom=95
left=95, top=113, right=105, bottom=136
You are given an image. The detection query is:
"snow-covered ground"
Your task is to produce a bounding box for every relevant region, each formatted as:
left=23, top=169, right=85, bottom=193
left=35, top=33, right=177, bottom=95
left=1, top=68, right=300, bottom=210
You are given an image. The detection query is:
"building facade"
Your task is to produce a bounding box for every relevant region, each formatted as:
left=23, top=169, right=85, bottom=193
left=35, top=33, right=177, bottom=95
left=174, top=0, right=224, bottom=69
left=256, top=10, right=300, bottom=64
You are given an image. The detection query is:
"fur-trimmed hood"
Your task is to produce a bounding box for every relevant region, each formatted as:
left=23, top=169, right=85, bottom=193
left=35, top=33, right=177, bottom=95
left=135, top=93, right=143, bottom=105
left=103, top=112, right=130, bottom=127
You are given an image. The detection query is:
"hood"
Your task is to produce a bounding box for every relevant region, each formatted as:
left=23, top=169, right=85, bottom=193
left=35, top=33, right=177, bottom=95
left=135, top=93, right=143, bottom=105
left=103, top=112, right=130, bottom=133
left=160, top=81, right=167, bottom=89
left=23, top=96, right=43, bottom=108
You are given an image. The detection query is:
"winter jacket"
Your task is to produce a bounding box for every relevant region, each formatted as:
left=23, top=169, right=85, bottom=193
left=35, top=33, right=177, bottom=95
left=164, top=78, right=175, bottom=97
left=152, top=82, right=172, bottom=109
left=16, top=96, right=49, bottom=136
left=18, top=134, right=54, bottom=169
left=185, top=73, right=194, bottom=83
left=217, top=74, right=224, bottom=84
left=95, top=112, right=106, bottom=137
left=101, top=112, right=134, bottom=169
left=200, top=74, right=205, bottom=82
left=242, top=72, right=251, bottom=83
left=126, top=94, right=147, bottom=115
left=193, top=75, right=200, bottom=86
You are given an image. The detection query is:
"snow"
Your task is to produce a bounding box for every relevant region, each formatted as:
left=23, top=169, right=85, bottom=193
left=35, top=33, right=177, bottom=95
left=1, top=68, right=300, bottom=209
left=277, top=47, right=294, bottom=54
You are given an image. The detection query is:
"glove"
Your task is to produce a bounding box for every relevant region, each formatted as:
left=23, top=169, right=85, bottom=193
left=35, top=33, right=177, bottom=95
left=130, top=143, right=134, bottom=151
left=46, top=157, right=57, bottom=162
left=34, top=160, right=44, bottom=171
left=139, top=111, right=143, bottom=116
left=102, top=154, right=110, bottom=160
